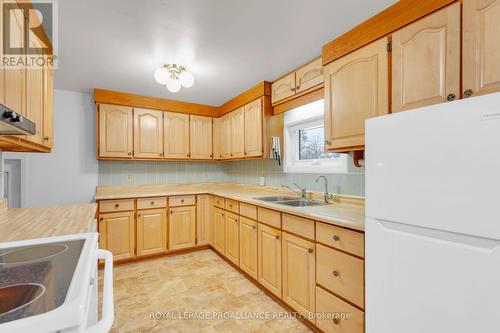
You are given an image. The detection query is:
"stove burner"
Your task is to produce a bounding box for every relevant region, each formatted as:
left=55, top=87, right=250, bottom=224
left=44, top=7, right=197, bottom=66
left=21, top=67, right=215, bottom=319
left=0, top=244, right=68, bottom=264
left=0, top=283, right=46, bottom=318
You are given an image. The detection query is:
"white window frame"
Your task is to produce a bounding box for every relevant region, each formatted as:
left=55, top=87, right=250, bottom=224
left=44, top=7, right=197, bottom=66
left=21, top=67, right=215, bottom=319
left=283, top=100, right=351, bottom=174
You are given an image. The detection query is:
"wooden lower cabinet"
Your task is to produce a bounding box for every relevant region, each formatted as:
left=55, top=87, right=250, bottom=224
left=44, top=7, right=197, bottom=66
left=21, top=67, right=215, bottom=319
left=168, top=206, right=196, bottom=250
left=316, top=286, right=364, bottom=333
left=239, top=216, right=258, bottom=279
left=257, top=223, right=282, bottom=298
left=137, top=208, right=167, bottom=256
left=282, top=232, right=316, bottom=317
left=99, top=211, right=135, bottom=260
left=225, top=211, right=240, bottom=265
left=197, top=195, right=211, bottom=245
left=213, top=207, right=226, bottom=254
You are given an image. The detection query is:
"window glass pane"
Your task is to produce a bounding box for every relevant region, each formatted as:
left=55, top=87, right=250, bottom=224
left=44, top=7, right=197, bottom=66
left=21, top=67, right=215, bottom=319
left=299, top=125, right=324, bottom=160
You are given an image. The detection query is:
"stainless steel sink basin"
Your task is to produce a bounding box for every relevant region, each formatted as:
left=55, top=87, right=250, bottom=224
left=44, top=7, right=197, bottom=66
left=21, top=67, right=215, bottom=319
left=253, top=196, right=299, bottom=202
left=275, top=200, right=325, bottom=207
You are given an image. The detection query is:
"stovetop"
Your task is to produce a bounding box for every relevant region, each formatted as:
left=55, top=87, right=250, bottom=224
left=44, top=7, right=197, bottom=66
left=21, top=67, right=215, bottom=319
left=0, top=239, right=85, bottom=324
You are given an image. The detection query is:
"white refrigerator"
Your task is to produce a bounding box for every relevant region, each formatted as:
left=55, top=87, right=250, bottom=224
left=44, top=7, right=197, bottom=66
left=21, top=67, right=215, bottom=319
left=365, top=93, right=500, bottom=333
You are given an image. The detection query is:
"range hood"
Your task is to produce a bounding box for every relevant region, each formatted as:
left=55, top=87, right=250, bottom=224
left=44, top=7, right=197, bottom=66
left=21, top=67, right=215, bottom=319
left=0, top=103, right=36, bottom=135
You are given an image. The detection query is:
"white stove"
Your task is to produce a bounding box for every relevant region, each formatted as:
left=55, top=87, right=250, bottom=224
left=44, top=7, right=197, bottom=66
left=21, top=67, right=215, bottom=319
left=0, top=233, right=114, bottom=333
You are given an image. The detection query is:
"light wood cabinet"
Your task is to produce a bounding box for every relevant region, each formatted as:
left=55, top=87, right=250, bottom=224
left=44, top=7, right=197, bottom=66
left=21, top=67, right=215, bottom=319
left=26, top=39, right=44, bottom=145
left=315, top=286, right=364, bottom=333
left=282, top=232, right=316, bottom=316
left=213, top=207, right=226, bottom=254
left=99, top=211, right=135, bottom=260
left=271, top=72, right=296, bottom=104
left=220, top=114, right=232, bottom=159
left=258, top=223, right=282, bottom=298
left=239, top=216, right=258, bottom=280
left=98, top=104, right=133, bottom=158
left=463, top=0, right=500, bottom=97
left=225, top=211, right=240, bottom=265
left=190, top=115, right=213, bottom=159
left=197, top=194, right=211, bottom=245
left=42, top=65, right=54, bottom=148
left=230, top=107, right=245, bottom=158
left=137, top=208, right=167, bottom=256
left=133, top=108, right=164, bottom=158
left=163, top=111, right=190, bottom=158
left=296, top=57, right=323, bottom=94
left=392, top=3, right=460, bottom=112
left=168, top=206, right=196, bottom=250
left=324, top=38, right=389, bottom=152
left=244, top=98, right=263, bottom=157
left=213, top=117, right=222, bottom=160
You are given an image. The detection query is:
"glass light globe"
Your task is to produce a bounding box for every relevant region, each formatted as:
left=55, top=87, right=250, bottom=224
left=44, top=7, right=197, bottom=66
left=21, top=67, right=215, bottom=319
left=154, top=67, right=169, bottom=85
left=179, top=70, right=195, bottom=88
left=166, top=77, right=181, bottom=93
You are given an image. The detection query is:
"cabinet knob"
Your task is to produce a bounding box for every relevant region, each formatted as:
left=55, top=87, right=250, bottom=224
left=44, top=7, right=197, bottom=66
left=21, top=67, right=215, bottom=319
left=447, top=93, right=456, bottom=101
left=308, top=248, right=313, bottom=253
left=150, top=201, right=154, bottom=205
left=332, top=270, right=340, bottom=277
left=275, top=235, right=280, bottom=240
left=290, top=87, right=295, bottom=92
left=43, top=136, right=49, bottom=141
left=463, top=89, right=473, bottom=98
left=252, top=225, right=256, bottom=230
left=127, top=152, right=132, bottom=156
left=325, top=140, right=331, bottom=145
left=333, top=235, right=340, bottom=242
left=138, top=213, right=141, bottom=218
left=114, top=204, right=119, bottom=208
left=333, top=318, right=341, bottom=325
left=99, top=217, right=103, bottom=222
left=296, top=85, right=300, bottom=90
left=181, top=199, right=184, bottom=203
left=187, top=153, right=191, bottom=157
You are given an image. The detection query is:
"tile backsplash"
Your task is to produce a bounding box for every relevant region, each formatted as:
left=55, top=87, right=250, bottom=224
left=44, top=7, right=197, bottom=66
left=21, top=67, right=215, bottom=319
left=98, top=159, right=365, bottom=196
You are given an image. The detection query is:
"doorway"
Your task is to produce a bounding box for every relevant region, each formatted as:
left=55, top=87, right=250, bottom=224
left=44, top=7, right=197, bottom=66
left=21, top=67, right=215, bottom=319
left=3, top=159, right=21, bottom=208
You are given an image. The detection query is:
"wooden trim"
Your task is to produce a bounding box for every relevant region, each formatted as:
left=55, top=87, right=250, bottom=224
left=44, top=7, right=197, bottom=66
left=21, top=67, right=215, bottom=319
left=0, top=137, right=51, bottom=153
left=322, top=0, right=457, bottom=65
left=94, top=89, right=219, bottom=117
left=272, top=86, right=324, bottom=115
left=218, top=81, right=271, bottom=116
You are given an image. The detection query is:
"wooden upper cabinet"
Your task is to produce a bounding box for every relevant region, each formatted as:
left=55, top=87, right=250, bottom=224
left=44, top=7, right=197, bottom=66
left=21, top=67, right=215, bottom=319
left=295, top=57, right=323, bottom=94
left=324, top=37, right=389, bottom=152
left=163, top=111, right=190, bottom=159
left=230, top=107, right=245, bottom=158
left=26, top=61, right=44, bottom=145
left=133, top=108, right=163, bottom=158
left=137, top=208, right=167, bottom=256
left=190, top=115, right=213, bottom=159
left=220, top=114, right=232, bottom=159
left=42, top=65, right=54, bottom=148
left=98, top=104, right=133, bottom=158
left=244, top=98, right=263, bottom=157
left=392, top=3, right=460, bottom=113
left=213, top=117, right=222, bottom=160
left=463, top=0, right=500, bottom=97
left=168, top=206, right=196, bottom=250
left=271, top=72, right=296, bottom=104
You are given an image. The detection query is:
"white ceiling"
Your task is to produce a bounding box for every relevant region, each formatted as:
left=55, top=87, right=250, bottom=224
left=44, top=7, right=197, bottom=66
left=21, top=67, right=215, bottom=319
left=55, top=0, right=397, bottom=106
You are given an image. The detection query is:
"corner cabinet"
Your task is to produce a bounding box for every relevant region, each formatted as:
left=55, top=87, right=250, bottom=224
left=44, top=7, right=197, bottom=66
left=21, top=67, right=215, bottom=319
left=324, top=37, right=389, bottom=152
left=190, top=115, right=213, bottom=159
left=98, top=104, right=133, bottom=158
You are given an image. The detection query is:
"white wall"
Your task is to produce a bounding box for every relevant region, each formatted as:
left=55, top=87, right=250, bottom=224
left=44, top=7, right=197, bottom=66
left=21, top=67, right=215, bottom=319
left=4, top=90, right=98, bottom=207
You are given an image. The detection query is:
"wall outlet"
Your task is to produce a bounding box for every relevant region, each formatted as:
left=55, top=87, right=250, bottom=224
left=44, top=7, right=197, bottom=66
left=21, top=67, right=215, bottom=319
left=127, top=173, right=135, bottom=183
left=259, top=176, right=265, bottom=186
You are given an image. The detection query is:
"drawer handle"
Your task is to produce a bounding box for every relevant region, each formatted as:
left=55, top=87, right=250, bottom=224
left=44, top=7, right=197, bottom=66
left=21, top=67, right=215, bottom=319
left=252, top=225, right=256, bottom=230
left=333, top=235, right=340, bottom=241
left=332, top=270, right=340, bottom=277
left=150, top=201, right=154, bottom=205
left=333, top=318, right=341, bottom=325
left=138, top=213, right=141, bottom=218
left=275, top=235, right=280, bottom=240
left=307, top=248, right=313, bottom=254
left=99, top=217, right=103, bottom=222
left=181, top=199, right=185, bottom=203
left=114, top=204, right=120, bottom=208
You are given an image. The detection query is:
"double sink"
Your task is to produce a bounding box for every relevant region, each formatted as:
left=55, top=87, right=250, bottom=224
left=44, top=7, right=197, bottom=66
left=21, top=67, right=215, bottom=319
left=253, top=196, right=325, bottom=207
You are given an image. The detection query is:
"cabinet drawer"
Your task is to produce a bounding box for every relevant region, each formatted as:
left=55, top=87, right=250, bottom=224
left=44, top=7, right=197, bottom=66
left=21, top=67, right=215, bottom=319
left=240, top=202, right=257, bottom=220
left=257, top=207, right=281, bottom=229
left=282, top=214, right=314, bottom=240
left=316, top=244, right=364, bottom=309
left=225, top=199, right=240, bottom=214
left=137, top=197, right=167, bottom=210
left=169, top=195, right=195, bottom=207
left=316, top=286, right=364, bottom=333
left=213, top=196, right=225, bottom=209
left=99, top=199, right=134, bottom=213
left=316, top=222, right=364, bottom=258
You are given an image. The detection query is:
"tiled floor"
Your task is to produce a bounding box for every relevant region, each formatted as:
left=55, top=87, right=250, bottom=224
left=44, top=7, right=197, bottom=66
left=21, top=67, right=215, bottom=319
left=100, top=250, right=312, bottom=332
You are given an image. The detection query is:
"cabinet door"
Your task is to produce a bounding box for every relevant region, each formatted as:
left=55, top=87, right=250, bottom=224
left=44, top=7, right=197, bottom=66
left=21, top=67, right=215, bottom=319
left=220, top=114, right=232, bottom=159
left=213, top=207, right=226, bottom=254
left=190, top=115, right=213, bottom=159
left=282, top=232, right=316, bottom=316
left=168, top=206, right=196, bottom=250
left=196, top=194, right=211, bottom=245
left=271, top=72, right=296, bottom=104
left=163, top=112, right=190, bottom=158
left=244, top=99, right=263, bottom=157
left=134, top=108, right=164, bottom=158
left=26, top=42, right=44, bottom=145
left=239, top=216, right=258, bottom=279
left=258, top=223, right=282, bottom=298
left=230, top=107, right=245, bottom=158
left=225, top=211, right=240, bottom=265
left=137, top=208, right=167, bottom=256
left=98, top=104, right=133, bottom=158
left=324, top=37, right=389, bottom=152
left=42, top=65, right=54, bottom=147
left=463, top=0, right=500, bottom=97
left=392, top=4, right=460, bottom=112
left=99, top=211, right=135, bottom=261
left=296, top=57, right=323, bottom=93
left=213, top=117, right=222, bottom=160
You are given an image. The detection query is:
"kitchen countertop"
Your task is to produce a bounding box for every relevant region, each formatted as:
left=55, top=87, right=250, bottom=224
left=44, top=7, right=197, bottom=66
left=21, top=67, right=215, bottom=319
left=95, top=184, right=365, bottom=231
left=0, top=204, right=97, bottom=242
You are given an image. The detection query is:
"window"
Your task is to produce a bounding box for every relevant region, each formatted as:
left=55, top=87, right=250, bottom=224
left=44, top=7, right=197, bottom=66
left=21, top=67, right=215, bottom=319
left=284, top=99, right=352, bottom=173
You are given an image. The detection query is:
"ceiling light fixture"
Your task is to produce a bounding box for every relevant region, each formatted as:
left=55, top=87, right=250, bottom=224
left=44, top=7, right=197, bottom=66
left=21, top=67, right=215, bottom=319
left=154, top=64, right=195, bottom=93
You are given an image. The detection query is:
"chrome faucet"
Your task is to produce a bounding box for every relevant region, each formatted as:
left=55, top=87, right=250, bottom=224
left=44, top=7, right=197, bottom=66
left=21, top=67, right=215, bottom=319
left=316, top=175, right=334, bottom=203
left=281, top=183, right=307, bottom=199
